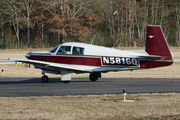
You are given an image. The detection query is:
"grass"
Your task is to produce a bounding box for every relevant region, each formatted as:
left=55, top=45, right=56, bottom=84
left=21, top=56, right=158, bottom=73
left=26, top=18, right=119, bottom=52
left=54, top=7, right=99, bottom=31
left=0, top=61, right=179, bottom=79
left=0, top=47, right=180, bottom=119
left=0, top=93, right=180, bottom=119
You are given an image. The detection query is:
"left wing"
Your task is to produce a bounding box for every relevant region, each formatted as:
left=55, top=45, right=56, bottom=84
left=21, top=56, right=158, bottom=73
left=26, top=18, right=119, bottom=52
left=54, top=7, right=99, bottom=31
left=7, top=58, right=92, bottom=72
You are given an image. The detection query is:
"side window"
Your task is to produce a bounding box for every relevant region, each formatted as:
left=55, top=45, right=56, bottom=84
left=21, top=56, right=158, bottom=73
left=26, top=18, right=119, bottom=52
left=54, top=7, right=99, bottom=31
left=57, top=46, right=71, bottom=54
left=72, top=47, right=84, bottom=55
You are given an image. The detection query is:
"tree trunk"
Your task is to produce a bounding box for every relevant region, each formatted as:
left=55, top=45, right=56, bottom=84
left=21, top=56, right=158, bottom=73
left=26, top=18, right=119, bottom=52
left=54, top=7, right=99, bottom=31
left=27, top=12, right=30, bottom=48
left=1, top=18, right=3, bottom=49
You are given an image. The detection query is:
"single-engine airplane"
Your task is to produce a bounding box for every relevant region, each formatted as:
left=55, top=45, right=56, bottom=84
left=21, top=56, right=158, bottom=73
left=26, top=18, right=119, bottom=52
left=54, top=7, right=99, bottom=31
left=8, top=25, right=173, bottom=83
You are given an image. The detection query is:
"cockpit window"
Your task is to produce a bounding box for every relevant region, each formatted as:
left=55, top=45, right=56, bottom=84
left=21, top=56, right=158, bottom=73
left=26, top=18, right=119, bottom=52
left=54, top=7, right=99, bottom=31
left=57, top=46, right=71, bottom=54
left=72, top=46, right=84, bottom=55
left=50, top=45, right=59, bottom=53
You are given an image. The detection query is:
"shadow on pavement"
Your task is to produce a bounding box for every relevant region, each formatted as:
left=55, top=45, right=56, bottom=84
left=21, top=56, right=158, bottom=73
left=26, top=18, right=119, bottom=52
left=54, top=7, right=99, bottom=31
left=0, top=78, right=95, bottom=85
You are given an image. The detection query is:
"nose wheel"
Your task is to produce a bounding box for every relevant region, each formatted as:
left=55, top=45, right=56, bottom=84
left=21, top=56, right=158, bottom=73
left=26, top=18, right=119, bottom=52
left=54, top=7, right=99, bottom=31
left=41, top=75, right=49, bottom=83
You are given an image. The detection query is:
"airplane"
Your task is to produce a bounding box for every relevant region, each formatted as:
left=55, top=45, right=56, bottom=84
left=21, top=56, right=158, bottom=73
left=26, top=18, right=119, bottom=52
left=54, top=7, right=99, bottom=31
left=8, top=25, right=173, bottom=83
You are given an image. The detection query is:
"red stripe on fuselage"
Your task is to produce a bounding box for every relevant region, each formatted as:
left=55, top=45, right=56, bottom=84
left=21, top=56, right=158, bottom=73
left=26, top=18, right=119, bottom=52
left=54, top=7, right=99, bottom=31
left=30, top=54, right=173, bottom=69
left=30, top=54, right=102, bottom=66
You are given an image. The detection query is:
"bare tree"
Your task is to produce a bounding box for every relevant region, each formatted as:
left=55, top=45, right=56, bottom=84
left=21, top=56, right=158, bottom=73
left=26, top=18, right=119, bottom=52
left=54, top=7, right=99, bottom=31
left=173, top=0, right=180, bottom=46
left=3, top=0, right=21, bottom=47
left=5, top=0, right=38, bottom=48
left=0, top=0, right=11, bottom=48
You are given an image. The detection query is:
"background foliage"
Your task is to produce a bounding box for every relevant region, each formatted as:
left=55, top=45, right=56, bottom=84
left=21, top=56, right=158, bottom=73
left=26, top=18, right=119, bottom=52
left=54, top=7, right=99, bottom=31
left=0, top=0, right=180, bottom=49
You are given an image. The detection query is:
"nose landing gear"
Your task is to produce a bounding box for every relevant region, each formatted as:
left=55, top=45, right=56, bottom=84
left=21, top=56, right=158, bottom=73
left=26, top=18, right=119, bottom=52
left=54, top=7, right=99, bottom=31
left=41, top=74, right=49, bottom=83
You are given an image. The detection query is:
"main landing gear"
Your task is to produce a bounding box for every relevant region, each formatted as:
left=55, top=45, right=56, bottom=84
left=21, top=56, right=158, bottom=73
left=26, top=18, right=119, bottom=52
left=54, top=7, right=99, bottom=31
left=41, top=72, right=101, bottom=83
left=89, top=72, right=101, bottom=81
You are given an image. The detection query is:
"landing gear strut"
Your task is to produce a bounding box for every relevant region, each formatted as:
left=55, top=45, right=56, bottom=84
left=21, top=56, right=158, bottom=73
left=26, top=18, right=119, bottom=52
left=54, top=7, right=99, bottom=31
left=41, top=75, right=49, bottom=83
left=89, top=72, right=101, bottom=81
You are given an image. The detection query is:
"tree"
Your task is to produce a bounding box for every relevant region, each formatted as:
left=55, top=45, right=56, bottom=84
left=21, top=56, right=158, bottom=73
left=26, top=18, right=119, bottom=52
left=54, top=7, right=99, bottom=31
left=0, top=0, right=11, bottom=48
left=172, top=0, right=180, bottom=46
left=3, top=0, right=22, bottom=48
left=42, top=0, right=98, bottom=43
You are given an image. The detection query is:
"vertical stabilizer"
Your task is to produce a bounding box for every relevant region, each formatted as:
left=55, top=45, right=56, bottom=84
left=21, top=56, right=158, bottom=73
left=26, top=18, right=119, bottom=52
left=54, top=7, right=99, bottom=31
left=146, top=25, right=173, bottom=60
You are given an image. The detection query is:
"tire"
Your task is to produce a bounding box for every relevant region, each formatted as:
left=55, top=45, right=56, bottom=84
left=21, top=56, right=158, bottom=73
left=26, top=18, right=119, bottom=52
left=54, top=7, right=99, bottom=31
left=89, top=73, right=98, bottom=81
left=41, top=75, right=49, bottom=83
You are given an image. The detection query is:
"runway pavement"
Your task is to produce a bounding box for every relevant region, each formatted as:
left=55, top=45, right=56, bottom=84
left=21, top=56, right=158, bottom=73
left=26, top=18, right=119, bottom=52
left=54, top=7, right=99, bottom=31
left=0, top=77, right=180, bottom=97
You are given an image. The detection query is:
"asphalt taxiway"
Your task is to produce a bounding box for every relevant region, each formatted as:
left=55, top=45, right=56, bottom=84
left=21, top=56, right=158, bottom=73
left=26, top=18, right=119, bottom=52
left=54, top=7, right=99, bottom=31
left=0, top=78, right=179, bottom=97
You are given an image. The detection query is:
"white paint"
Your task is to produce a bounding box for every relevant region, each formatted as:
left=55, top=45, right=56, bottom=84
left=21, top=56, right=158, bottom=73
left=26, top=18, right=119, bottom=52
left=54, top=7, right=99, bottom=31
left=149, top=35, right=154, bottom=38
left=59, top=42, right=148, bottom=57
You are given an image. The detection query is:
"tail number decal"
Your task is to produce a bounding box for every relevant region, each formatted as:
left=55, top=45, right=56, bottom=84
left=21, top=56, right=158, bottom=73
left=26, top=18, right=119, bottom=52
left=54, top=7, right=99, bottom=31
left=102, top=57, right=139, bottom=66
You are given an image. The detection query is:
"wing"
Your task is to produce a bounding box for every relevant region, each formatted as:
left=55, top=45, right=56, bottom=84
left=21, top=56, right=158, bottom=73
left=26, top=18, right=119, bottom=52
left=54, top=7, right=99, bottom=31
left=0, top=59, right=19, bottom=64
left=7, top=58, right=92, bottom=72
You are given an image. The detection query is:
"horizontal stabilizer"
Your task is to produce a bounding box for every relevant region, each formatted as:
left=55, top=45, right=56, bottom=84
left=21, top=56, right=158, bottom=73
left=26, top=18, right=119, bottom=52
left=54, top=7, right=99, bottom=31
left=138, top=55, right=165, bottom=60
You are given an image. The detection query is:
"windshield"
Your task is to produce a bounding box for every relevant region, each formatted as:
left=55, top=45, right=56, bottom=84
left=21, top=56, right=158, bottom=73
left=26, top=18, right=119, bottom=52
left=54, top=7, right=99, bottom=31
left=50, top=45, right=60, bottom=53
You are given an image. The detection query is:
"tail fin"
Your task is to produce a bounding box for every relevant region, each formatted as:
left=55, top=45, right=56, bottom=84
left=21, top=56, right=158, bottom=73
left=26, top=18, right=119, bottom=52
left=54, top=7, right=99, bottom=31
left=146, top=25, right=173, bottom=60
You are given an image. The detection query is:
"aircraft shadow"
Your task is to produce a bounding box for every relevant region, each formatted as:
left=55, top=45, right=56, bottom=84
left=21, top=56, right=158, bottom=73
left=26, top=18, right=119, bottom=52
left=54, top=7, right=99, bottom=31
left=0, top=78, right=94, bottom=85
left=0, top=78, right=61, bottom=85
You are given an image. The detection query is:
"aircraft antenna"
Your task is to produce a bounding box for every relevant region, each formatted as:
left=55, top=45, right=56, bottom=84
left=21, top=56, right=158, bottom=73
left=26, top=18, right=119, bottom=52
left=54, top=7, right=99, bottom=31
left=91, top=34, right=97, bottom=45
left=112, top=38, right=119, bottom=48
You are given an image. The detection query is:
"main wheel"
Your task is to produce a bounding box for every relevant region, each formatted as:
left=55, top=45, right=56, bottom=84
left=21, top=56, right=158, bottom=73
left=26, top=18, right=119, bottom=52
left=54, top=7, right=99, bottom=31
left=41, top=75, right=49, bottom=83
left=89, top=73, right=98, bottom=81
